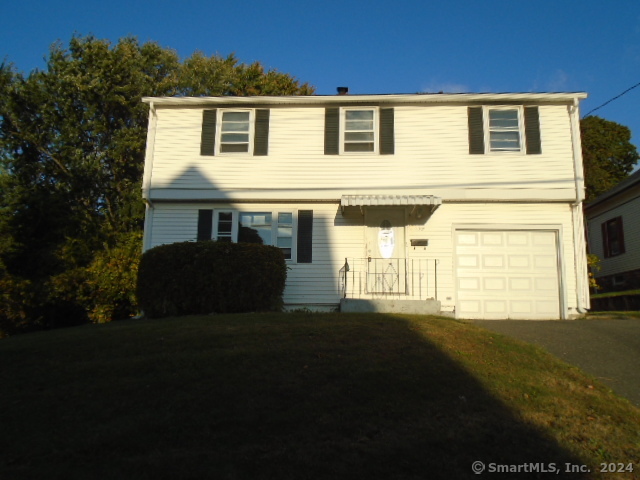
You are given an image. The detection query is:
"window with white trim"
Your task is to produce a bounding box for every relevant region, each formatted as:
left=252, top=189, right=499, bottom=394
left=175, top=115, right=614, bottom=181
left=218, top=110, right=254, bottom=154
left=486, top=107, right=523, bottom=152
left=341, top=108, right=377, bottom=153
left=213, top=210, right=294, bottom=260
left=216, top=212, right=234, bottom=242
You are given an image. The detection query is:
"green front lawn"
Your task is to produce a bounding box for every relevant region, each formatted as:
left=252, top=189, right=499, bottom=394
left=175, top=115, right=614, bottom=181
left=1, top=313, right=638, bottom=479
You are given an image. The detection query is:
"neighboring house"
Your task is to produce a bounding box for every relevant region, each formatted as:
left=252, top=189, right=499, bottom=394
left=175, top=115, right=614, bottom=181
left=584, top=169, right=640, bottom=292
left=141, top=90, right=590, bottom=320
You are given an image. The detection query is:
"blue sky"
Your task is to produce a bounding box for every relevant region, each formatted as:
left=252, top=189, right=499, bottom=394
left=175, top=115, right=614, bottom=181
left=2, top=0, right=640, bottom=148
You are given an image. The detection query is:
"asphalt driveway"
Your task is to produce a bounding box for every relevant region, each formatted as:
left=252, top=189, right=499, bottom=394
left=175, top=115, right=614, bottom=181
left=473, top=316, right=640, bottom=407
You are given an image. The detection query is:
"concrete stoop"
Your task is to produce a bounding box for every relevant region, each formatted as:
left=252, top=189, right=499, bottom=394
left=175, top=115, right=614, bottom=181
left=340, top=298, right=441, bottom=315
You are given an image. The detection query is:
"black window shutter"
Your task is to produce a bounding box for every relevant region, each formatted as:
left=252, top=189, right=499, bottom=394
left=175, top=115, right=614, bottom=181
left=468, top=107, right=484, bottom=154
left=254, top=109, right=270, bottom=156
left=324, top=108, right=339, bottom=155
left=201, top=110, right=217, bottom=156
left=197, top=210, right=213, bottom=241
left=379, top=108, right=395, bottom=155
left=297, top=210, right=313, bottom=263
left=524, top=106, right=542, bottom=154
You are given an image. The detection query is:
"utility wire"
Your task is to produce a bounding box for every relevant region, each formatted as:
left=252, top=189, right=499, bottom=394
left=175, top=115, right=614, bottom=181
left=583, top=80, right=640, bottom=117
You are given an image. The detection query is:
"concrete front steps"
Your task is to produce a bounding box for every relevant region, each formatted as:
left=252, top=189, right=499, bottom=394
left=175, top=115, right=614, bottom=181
left=340, top=298, right=441, bottom=315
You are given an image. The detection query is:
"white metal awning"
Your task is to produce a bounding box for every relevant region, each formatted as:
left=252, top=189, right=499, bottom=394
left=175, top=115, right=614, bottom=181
left=340, top=194, right=442, bottom=215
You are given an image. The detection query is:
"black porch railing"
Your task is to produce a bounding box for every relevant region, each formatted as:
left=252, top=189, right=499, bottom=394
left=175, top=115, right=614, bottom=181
left=339, top=257, right=439, bottom=300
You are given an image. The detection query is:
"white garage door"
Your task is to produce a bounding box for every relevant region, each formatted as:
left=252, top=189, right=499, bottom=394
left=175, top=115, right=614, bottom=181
left=455, top=230, right=561, bottom=320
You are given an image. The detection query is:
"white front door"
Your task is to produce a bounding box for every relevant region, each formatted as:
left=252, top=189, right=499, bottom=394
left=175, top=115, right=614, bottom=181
left=365, top=208, right=406, bottom=294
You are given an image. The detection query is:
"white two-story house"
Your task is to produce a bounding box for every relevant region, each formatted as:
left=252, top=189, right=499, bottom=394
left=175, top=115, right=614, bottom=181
left=141, top=90, right=590, bottom=320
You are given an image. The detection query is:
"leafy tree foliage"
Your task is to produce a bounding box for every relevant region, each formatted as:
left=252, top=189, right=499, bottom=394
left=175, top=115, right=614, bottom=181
left=581, top=115, right=639, bottom=200
left=0, top=35, right=314, bottom=334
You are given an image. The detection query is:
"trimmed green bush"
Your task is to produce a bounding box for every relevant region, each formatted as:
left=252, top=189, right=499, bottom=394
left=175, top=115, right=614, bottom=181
left=136, top=241, right=287, bottom=318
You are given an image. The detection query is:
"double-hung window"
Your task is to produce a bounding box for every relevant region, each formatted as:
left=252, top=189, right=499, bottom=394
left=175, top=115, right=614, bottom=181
left=219, top=110, right=253, bottom=154
left=468, top=105, right=541, bottom=155
left=324, top=106, right=394, bottom=155
left=200, top=108, right=270, bottom=156
left=487, top=108, right=522, bottom=152
left=342, top=108, right=377, bottom=153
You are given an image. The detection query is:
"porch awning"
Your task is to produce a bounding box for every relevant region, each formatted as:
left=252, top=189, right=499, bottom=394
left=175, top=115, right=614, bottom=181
left=340, top=194, right=442, bottom=214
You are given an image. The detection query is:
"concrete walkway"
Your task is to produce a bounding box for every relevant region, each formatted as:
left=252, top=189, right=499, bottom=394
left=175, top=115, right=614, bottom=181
left=473, top=317, right=640, bottom=407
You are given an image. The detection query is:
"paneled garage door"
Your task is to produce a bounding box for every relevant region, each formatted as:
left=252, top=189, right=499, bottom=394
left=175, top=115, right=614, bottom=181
left=455, top=230, right=561, bottom=320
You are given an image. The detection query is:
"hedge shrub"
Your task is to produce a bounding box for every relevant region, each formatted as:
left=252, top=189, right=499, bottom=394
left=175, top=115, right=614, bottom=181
left=136, top=241, right=287, bottom=318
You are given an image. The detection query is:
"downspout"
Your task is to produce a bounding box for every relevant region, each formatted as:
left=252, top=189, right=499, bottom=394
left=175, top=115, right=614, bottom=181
left=142, top=101, right=157, bottom=252
left=569, top=98, right=590, bottom=314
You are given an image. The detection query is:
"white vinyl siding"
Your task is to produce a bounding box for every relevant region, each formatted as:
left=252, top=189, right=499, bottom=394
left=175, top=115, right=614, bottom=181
left=144, top=202, right=580, bottom=317
left=144, top=203, right=363, bottom=307
left=405, top=203, right=577, bottom=318
left=147, top=104, right=576, bottom=202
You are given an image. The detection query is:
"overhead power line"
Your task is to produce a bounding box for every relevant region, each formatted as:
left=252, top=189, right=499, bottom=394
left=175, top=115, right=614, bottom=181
left=583, top=80, right=640, bottom=117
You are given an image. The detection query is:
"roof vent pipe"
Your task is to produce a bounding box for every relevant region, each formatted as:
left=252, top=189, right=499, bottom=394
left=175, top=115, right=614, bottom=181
left=337, top=87, right=349, bottom=95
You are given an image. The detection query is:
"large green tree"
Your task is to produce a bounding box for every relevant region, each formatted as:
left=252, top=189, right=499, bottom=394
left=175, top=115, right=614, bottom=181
left=580, top=115, right=639, bottom=200
left=0, top=35, right=313, bottom=333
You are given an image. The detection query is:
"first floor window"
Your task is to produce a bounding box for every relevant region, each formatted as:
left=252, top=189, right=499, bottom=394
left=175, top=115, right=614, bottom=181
left=602, top=216, right=625, bottom=258
left=213, top=210, right=294, bottom=260
left=239, top=212, right=272, bottom=245
left=216, top=212, right=233, bottom=242
left=276, top=213, right=293, bottom=259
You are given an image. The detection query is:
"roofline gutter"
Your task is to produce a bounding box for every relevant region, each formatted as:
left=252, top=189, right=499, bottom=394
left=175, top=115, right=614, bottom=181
left=142, top=92, right=588, bottom=107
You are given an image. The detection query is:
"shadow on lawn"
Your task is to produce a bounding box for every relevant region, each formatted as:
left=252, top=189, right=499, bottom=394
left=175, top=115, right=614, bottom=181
left=149, top=314, right=589, bottom=480
left=1, top=314, right=592, bottom=480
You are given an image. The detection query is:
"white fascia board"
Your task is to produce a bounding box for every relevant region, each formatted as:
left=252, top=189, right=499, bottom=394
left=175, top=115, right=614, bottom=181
left=142, top=92, right=588, bottom=106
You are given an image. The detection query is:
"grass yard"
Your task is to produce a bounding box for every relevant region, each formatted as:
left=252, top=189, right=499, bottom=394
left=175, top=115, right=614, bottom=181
left=1, top=313, right=639, bottom=479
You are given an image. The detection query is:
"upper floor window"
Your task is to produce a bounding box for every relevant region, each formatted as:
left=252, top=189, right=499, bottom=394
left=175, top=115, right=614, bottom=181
left=219, top=110, right=252, bottom=153
left=602, top=216, right=625, bottom=258
left=342, top=108, right=377, bottom=153
left=468, top=105, right=541, bottom=155
left=487, top=108, right=522, bottom=152
left=200, top=108, right=270, bottom=156
left=325, top=107, right=394, bottom=155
